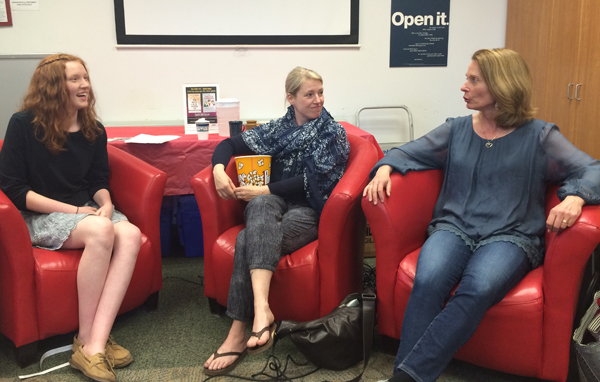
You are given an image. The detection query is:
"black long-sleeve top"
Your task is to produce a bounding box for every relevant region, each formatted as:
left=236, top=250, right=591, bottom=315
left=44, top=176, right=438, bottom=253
left=0, top=110, right=110, bottom=211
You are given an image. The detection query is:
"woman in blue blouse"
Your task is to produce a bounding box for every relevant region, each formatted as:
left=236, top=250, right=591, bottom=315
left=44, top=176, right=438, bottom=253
left=364, top=48, right=600, bottom=382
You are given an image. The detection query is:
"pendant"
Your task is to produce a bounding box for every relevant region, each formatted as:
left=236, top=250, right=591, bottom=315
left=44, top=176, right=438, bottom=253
left=485, top=142, right=493, bottom=148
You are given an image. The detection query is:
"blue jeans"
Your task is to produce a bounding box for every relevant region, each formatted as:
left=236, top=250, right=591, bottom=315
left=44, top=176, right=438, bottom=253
left=394, top=230, right=531, bottom=382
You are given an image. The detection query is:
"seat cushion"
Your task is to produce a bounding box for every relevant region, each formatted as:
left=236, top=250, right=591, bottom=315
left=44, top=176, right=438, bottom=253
left=396, top=247, right=545, bottom=376
left=211, top=225, right=321, bottom=321
left=34, top=235, right=153, bottom=339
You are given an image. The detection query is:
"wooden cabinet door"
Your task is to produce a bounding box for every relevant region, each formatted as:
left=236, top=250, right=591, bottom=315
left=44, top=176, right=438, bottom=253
left=506, top=0, right=582, bottom=141
left=506, top=0, right=554, bottom=123
left=572, top=0, right=600, bottom=159
left=542, top=0, right=582, bottom=142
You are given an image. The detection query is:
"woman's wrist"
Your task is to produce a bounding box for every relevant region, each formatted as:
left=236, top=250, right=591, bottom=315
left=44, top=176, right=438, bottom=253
left=213, top=164, right=225, bottom=174
left=565, top=195, right=586, bottom=206
left=377, top=165, right=393, bottom=176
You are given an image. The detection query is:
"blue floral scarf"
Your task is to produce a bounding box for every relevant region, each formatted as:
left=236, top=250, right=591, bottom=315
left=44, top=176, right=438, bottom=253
left=242, top=106, right=350, bottom=213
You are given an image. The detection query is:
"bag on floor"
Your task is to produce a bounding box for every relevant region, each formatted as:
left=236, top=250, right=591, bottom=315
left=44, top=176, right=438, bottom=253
left=573, top=290, right=600, bottom=382
left=276, top=291, right=375, bottom=378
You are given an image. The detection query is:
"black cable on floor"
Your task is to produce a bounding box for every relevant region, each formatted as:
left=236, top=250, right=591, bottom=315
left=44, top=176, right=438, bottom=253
left=162, top=275, right=204, bottom=286
left=202, top=350, right=320, bottom=381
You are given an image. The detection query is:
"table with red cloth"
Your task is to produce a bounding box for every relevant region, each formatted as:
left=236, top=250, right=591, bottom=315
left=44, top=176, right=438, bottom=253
left=106, top=122, right=384, bottom=196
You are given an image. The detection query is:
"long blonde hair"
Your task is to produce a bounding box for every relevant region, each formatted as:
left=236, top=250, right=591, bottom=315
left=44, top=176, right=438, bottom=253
left=20, top=53, right=100, bottom=154
left=472, top=48, right=536, bottom=127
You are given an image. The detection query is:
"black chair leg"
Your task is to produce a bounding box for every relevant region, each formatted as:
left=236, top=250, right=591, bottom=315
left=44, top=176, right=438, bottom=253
left=381, top=335, right=400, bottom=356
left=15, top=341, right=38, bottom=368
left=575, top=246, right=600, bottom=327
left=144, top=291, right=160, bottom=312
left=208, top=297, right=226, bottom=317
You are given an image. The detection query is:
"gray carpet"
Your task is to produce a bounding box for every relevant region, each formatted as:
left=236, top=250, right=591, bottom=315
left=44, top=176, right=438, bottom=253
left=0, top=250, right=576, bottom=381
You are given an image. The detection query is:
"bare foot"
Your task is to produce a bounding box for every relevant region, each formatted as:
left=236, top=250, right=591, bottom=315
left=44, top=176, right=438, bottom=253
left=247, top=305, right=275, bottom=348
left=205, top=322, right=247, bottom=371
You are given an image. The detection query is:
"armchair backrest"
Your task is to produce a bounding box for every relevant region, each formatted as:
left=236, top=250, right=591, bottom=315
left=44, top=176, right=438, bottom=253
left=317, top=134, right=379, bottom=313
left=105, top=145, right=167, bottom=294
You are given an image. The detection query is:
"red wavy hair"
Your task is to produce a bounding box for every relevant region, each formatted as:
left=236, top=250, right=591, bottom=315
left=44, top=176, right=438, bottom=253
left=20, top=53, right=100, bottom=154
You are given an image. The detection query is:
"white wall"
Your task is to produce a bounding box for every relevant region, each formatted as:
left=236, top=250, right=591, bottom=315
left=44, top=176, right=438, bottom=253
left=0, top=0, right=507, bottom=141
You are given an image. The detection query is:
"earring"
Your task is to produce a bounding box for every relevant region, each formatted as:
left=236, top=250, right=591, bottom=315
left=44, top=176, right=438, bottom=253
left=495, top=102, right=500, bottom=110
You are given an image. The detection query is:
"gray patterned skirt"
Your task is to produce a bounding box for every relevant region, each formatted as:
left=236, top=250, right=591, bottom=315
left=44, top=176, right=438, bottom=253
left=20, top=201, right=128, bottom=250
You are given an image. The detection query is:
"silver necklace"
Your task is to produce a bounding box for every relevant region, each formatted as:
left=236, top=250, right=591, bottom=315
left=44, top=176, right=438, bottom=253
left=482, top=128, right=500, bottom=148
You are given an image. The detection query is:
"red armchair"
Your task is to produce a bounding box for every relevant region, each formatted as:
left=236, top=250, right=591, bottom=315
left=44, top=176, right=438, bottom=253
left=362, top=170, right=600, bottom=382
left=191, top=134, right=378, bottom=321
left=0, top=142, right=167, bottom=367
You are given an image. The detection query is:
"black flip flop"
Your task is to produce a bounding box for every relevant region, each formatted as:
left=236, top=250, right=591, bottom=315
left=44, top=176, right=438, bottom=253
left=247, top=322, right=277, bottom=355
left=203, top=348, right=248, bottom=376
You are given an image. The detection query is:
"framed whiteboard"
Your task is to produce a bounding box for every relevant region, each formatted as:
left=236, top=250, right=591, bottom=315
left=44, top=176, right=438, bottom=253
left=114, top=0, right=359, bottom=46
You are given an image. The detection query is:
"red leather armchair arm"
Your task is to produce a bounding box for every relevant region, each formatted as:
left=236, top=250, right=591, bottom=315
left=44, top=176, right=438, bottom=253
left=191, top=160, right=245, bottom=297
left=0, top=190, right=38, bottom=347
left=361, top=169, right=444, bottom=335
left=543, top=196, right=600, bottom=319
left=107, top=145, right=167, bottom=293
left=317, top=134, right=379, bottom=313
left=191, top=159, right=246, bottom=257
left=362, top=170, right=444, bottom=276
left=541, top=190, right=600, bottom=379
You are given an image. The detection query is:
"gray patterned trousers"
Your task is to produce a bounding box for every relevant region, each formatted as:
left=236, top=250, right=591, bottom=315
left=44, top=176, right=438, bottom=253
left=225, top=194, right=319, bottom=322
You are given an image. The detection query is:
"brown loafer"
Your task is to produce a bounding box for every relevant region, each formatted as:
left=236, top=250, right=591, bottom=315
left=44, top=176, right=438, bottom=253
left=69, top=346, right=116, bottom=382
left=106, top=336, right=133, bottom=368
left=73, top=334, right=133, bottom=368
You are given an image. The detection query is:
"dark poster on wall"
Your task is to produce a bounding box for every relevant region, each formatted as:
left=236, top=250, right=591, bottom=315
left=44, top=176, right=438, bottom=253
left=390, top=0, right=451, bottom=67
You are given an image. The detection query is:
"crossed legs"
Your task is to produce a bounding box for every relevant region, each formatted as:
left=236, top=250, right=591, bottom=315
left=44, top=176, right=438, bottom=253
left=204, top=195, right=319, bottom=372
left=62, top=216, right=141, bottom=356
left=203, top=269, right=276, bottom=372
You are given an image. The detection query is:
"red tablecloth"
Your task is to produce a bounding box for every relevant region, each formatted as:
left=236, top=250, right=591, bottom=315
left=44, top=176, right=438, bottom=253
left=106, top=122, right=383, bottom=195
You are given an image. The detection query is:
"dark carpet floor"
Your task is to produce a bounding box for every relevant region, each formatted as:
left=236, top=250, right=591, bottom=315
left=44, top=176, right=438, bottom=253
left=0, top=239, right=582, bottom=382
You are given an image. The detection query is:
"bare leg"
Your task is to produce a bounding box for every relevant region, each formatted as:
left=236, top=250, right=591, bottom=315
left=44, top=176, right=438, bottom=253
left=204, top=269, right=275, bottom=370
left=86, top=222, right=140, bottom=354
left=63, top=218, right=140, bottom=356
left=246, top=269, right=275, bottom=348
left=204, top=320, right=247, bottom=371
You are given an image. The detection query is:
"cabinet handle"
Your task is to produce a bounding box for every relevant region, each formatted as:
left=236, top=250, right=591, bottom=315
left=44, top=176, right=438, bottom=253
left=575, top=84, right=582, bottom=101
left=567, top=83, right=574, bottom=100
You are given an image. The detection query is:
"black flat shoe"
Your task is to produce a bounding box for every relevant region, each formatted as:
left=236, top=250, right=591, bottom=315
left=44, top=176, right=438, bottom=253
left=203, top=348, right=248, bottom=376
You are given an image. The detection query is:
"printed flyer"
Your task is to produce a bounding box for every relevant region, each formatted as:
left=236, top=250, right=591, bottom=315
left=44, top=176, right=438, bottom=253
left=183, top=84, right=219, bottom=134
left=389, top=0, right=451, bottom=67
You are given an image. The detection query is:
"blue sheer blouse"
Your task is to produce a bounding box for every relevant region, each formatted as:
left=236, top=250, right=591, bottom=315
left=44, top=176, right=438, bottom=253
left=371, top=115, right=600, bottom=268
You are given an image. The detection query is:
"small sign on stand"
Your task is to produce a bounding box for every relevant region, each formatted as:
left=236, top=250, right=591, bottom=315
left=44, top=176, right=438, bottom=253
left=183, top=84, right=219, bottom=135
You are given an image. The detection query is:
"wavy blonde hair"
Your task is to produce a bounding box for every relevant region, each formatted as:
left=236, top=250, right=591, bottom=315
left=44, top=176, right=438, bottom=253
left=20, top=53, right=100, bottom=154
left=472, top=48, right=536, bottom=128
